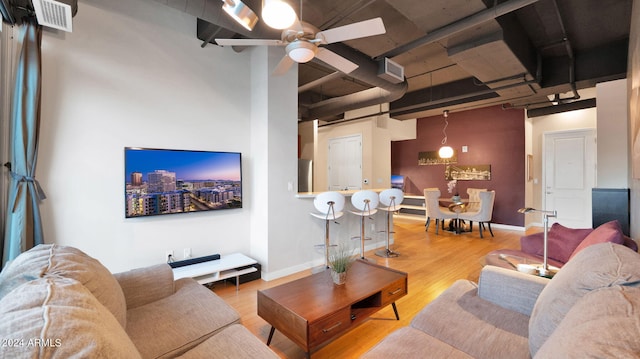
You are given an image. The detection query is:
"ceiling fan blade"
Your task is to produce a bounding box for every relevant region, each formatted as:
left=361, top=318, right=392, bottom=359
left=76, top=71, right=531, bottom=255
left=215, top=39, right=284, bottom=47
left=272, top=55, right=295, bottom=76
left=315, top=48, right=358, bottom=74
left=316, top=17, right=386, bottom=44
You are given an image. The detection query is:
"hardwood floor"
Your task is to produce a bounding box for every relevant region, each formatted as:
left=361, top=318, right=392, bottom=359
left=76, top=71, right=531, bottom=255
left=209, top=217, right=528, bottom=358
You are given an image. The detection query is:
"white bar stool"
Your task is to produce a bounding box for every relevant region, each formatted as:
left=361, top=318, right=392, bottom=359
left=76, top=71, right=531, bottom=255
left=350, top=190, right=379, bottom=260
left=376, top=188, right=404, bottom=258
left=310, top=191, right=345, bottom=268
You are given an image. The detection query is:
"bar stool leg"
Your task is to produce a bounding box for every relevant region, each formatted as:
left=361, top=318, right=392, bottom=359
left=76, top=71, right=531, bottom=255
left=360, top=215, right=366, bottom=259
left=376, top=210, right=399, bottom=257
left=324, top=219, right=330, bottom=268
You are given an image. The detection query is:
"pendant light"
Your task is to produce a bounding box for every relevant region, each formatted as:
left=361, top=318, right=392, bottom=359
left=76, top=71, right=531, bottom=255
left=438, top=110, right=454, bottom=159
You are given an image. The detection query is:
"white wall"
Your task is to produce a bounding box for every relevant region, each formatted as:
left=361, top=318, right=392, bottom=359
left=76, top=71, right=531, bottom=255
left=34, top=0, right=330, bottom=278
left=528, top=90, right=597, bottom=223
left=597, top=79, right=629, bottom=187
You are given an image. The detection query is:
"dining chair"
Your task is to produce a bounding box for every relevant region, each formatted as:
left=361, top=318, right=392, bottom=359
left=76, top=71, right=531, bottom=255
left=458, top=190, right=495, bottom=238
left=423, top=188, right=457, bottom=234
left=466, top=188, right=487, bottom=212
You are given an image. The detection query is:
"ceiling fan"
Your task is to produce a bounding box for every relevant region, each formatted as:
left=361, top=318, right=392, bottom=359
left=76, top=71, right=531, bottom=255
left=215, top=17, right=386, bottom=75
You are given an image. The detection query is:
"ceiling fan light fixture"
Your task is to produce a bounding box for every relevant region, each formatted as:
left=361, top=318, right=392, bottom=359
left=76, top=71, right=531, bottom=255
left=222, top=0, right=259, bottom=31
left=262, top=0, right=296, bottom=30
left=286, top=41, right=317, bottom=63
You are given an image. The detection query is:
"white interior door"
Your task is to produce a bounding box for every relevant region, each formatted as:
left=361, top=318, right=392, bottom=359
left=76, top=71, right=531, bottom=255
left=543, top=129, right=596, bottom=228
left=328, top=134, right=362, bottom=191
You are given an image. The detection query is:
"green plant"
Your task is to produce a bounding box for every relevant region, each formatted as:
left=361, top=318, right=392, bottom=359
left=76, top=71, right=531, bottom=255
left=328, top=244, right=357, bottom=273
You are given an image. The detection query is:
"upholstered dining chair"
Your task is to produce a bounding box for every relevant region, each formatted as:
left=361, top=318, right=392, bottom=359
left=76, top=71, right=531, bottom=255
left=466, top=188, right=487, bottom=212
left=424, top=188, right=457, bottom=234
left=458, top=190, right=495, bottom=238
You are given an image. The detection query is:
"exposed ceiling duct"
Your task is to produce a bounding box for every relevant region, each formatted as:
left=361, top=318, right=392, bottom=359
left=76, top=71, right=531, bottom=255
left=300, top=42, right=408, bottom=121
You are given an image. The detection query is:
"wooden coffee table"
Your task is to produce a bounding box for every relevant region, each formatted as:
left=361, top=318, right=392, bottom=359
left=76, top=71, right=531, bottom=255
left=257, top=260, right=408, bottom=357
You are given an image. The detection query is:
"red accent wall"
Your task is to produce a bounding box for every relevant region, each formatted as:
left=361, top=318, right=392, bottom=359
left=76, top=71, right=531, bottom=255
left=391, top=105, right=525, bottom=226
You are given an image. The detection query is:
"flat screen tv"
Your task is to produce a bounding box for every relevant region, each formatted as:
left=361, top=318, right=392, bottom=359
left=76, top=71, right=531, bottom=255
left=391, top=175, right=405, bottom=191
left=124, top=147, right=242, bottom=218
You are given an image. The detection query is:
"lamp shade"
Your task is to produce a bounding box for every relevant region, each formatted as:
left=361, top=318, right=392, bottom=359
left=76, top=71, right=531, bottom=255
left=286, top=41, right=317, bottom=63
left=262, top=0, right=296, bottom=29
left=439, top=145, right=454, bottom=159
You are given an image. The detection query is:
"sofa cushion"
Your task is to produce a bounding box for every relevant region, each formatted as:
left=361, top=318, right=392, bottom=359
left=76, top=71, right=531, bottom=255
left=568, top=220, right=624, bottom=260
left=176, top=324, right=280, bottom=359
left=520, top=223, right=593, bottom=263
left=534, top=286, right=640, bottom=358
left=528, top=242, right=640, bottom=356
left=361, top=326, right=474, bottom=359
left=0, top=276, right=141, bottom=359
left=411, top=279, right=530, bottom=359
left=0, top=244, right=127, bottom=328
left=125, top=278, right=241, bottom=358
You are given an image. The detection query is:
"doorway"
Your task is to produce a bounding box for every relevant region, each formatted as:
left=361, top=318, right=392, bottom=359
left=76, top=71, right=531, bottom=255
left=327, top=134, right=362, bottom=191
left=543, top=129, right=596, bottom=228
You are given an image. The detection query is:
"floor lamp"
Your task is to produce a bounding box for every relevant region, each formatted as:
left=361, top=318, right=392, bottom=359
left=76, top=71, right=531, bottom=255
left=517, top=207, right=557, bottom=276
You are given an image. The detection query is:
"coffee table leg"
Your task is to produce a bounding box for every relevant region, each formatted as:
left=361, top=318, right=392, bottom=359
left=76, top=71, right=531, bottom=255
left=392, top=302, right=400, bottom=320
left=267, top=326, right=275, bottom=346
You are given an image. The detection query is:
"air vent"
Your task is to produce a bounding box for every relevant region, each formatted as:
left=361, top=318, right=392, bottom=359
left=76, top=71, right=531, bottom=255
left=378, top=57, right=404, bottom=84
left=32, top=0, right=73, bottom=32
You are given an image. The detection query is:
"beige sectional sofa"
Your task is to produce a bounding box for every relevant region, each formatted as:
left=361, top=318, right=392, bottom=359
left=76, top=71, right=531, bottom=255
left=0, top=244, right=278, bottom=358
left=363, top=242, right=640, bottom=358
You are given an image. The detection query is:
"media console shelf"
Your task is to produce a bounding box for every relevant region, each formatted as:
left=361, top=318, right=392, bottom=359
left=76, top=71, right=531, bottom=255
left=398, top=195, right=426, bottom=218
left=172, top=253, right=258, bottom=291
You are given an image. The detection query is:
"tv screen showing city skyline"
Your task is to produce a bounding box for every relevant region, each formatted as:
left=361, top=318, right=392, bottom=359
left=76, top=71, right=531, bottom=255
left=124, top=147, right=242, bottom=218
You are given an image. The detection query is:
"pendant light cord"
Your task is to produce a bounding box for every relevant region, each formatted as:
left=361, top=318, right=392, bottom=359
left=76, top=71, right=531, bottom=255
left=441, top=110, right=449, bottom=145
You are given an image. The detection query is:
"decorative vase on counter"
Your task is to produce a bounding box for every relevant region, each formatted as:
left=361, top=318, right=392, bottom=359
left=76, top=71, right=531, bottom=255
left=331, top=270, right=347, bottom=285
left=451, top=194, right=461, bottom=203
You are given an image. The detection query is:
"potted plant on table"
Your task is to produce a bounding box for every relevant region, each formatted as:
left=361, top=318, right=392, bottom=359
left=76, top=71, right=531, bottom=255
left=448, top=179, right=460, bottom=203
left=328, top=244, right=357, bottom=285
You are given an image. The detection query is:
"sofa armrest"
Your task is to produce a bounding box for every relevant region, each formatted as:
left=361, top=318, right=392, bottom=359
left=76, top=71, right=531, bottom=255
left=477, top=265, right=550, bottom=316
left=114, top=264, right=175, bottom=309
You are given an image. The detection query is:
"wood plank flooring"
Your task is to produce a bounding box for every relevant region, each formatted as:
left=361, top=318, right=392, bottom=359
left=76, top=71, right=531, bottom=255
left=209, top=217, right=530, bottom=358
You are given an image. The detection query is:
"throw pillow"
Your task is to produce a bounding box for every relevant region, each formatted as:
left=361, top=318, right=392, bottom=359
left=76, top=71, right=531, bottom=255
left=0, top=244, right=127, bottom=328
left=528, top=242, right=640, bottom=356
left=0, top=277, right=141, bottom=359
left=522, top=223, right=593, bottom=263
left=568, top=220, right=624, bottom=260
left=534, top=286, right=640, bottom=358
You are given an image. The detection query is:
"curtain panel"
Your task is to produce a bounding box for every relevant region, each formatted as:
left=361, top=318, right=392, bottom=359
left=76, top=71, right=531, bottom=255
left=2, top=19, right=45, bottom=267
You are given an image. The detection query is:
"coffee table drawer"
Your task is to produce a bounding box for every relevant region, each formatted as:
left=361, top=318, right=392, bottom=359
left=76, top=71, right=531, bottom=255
left=309, top=307, right=351, bottom=347
left=381, top=278, right=407, bottom=305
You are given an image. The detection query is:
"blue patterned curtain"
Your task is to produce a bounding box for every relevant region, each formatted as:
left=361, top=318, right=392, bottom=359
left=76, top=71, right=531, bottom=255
left=2, top=19, right=45, bottom=267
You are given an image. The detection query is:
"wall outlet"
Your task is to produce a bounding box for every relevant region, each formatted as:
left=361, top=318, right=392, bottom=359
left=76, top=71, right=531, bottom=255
left=165, top=250, right=174, bottom=262
left=183, top=248, right=192, bottom=259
